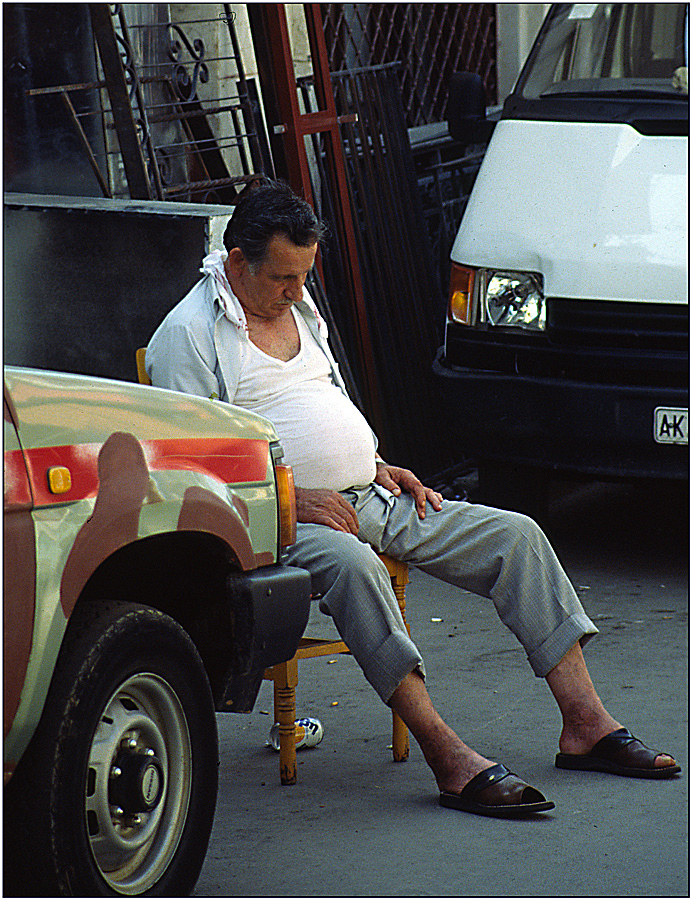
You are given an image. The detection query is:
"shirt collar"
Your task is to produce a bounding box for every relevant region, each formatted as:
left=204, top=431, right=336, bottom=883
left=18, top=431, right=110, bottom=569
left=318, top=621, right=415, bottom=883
left=200, top=249, right=327, bottom=338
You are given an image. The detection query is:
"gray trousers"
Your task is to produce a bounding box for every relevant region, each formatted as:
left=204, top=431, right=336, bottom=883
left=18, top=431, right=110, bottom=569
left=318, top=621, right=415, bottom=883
left=283, top=485, right=598, bottom=703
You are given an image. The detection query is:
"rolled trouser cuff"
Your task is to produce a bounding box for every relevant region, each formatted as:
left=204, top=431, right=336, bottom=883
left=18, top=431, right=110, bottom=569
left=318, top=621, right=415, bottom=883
left=527, top=612, right=599, bottom=678
left=360, top=630, right=426, bottom=703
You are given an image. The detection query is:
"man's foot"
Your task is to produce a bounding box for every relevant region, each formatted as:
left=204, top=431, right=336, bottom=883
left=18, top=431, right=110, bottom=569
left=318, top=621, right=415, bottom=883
left=431, top=742, right=498, bottom=796
left=556, top=727, right=680, bottom=779
left=387, top=670, right=553, bottom=806
left=547, top=643, right=677, bottom=772
left=559, top=717, right=677, bottom=771
left=558, top=712, right=622, bottom=757
left=440, top=764, right=555, bottom=817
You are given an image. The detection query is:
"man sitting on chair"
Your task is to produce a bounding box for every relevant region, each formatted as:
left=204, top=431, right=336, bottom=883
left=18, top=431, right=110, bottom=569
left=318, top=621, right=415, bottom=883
left=146, top=180, right=679, bottom=818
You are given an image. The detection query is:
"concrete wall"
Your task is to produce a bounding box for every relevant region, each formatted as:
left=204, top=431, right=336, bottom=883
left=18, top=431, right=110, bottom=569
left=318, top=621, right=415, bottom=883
left=4, top=194, right=235, bottom=381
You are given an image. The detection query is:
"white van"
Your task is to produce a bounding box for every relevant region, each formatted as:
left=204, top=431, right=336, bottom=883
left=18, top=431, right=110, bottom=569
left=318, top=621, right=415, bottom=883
left=434, top=3, right=688, bottom=499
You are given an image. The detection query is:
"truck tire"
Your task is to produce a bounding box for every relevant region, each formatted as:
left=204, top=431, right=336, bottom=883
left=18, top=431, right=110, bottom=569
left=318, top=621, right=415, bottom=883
left=4, top=601, right=218, bottom=897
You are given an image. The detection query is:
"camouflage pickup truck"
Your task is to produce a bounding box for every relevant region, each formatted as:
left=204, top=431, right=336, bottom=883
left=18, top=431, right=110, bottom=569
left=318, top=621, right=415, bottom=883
left=4, top=366, right=311, bottom=896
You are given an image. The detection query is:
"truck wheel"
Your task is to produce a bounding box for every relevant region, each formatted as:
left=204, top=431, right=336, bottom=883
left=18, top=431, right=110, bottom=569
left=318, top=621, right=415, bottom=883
left=4, top=601, right=218, bottom=896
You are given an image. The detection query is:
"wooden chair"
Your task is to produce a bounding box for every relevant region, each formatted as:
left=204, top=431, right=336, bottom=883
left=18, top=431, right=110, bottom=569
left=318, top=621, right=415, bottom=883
left=136, top=347, right=151, bottom=385
left=265, top=554, right=410, bottom=785
left=135, top=349, right=411, bottom=785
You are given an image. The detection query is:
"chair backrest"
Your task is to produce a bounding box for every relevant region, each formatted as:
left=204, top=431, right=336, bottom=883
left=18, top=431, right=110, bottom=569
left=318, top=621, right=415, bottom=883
left=136, top=348, right=151, bottom=385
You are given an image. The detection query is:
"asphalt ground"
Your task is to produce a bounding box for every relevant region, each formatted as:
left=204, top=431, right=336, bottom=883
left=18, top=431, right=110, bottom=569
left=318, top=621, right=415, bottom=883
left=194, top=478, right=689, bottom=898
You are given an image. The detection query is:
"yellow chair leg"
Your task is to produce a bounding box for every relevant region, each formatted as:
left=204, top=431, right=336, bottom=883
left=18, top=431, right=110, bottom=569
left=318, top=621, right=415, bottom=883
left=382, top=555, right=411, bottom=762
left=392, top=711, right=409, bottom=762
left=270, top=657, right=299, bottom=785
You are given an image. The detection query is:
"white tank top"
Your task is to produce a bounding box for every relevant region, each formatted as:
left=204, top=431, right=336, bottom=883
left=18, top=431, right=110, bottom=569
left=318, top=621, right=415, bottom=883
left=234, top=309, right=377, bottom=491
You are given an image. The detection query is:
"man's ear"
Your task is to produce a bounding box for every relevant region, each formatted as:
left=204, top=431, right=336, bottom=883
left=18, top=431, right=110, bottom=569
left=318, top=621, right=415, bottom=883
left=224, top=247, right=248, bottom=278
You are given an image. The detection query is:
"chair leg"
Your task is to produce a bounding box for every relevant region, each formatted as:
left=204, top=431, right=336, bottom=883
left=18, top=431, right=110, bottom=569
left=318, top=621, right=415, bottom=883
left=384, top=557, right=411, bottom=762
left=392, top=710, right=410, bottom=762
left=268, top=557, right=411, bottom=780
left=271, top=657, right=299, bottom=785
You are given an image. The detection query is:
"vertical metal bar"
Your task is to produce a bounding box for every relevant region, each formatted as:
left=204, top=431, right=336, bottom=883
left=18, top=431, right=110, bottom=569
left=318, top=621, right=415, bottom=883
left=223, top=3, right=265, bottom=174
left=114, top=7, right=165, bottom=200
left=247, top=5, right=290, bottom=181
left=89, top=3, right=153, bottom=200
left=244, top=77, right=276, bottom=178
left=260, top=6, right=313, bottom=191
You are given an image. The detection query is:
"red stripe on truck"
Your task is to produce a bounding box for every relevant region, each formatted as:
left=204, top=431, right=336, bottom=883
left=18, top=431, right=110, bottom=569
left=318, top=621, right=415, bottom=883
left=10, top=436, right=270, bottom=507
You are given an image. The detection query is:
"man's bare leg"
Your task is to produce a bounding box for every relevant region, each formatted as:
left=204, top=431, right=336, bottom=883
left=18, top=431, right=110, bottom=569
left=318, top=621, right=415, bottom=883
left=546, top=641, right=676, bottom=768
left=390, top=642, right=676, bottom=793
left=388, top=670, right=495, bottom=793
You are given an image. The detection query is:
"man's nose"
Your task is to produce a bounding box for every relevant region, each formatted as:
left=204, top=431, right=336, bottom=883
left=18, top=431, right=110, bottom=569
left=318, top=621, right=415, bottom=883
left=285, top=277, right=305, bottom=302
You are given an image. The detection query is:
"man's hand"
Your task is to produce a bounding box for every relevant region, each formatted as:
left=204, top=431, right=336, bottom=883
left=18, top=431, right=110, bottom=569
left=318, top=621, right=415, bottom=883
left=374, top=462, right=443, bottom=520
left=295, top=487, right=360, bottom=534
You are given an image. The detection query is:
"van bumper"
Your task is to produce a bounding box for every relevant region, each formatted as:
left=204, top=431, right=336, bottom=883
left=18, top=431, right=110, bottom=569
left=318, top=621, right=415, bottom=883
left=433, top=350, right=689, bottom=480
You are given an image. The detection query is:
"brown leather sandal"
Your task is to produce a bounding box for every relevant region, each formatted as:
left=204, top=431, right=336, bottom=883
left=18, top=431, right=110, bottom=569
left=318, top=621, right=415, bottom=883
left=439, top=763, right=555, bottom=818
left=555, top=727, right=681, bottom=779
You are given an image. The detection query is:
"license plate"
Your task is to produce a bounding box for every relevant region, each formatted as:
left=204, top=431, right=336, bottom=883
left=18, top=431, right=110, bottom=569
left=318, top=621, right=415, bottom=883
left=654, top=407, right=688, bottom=445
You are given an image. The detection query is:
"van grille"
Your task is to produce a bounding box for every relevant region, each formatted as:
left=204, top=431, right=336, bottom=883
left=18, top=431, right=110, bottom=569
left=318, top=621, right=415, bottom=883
left=547, top=299, right=688, bottom=352
left=444, top=299, right=689, bottom=388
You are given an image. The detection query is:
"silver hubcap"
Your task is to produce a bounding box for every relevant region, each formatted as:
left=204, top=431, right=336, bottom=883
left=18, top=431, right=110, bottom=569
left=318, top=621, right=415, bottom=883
left=85, top=673, right=192, bottom=894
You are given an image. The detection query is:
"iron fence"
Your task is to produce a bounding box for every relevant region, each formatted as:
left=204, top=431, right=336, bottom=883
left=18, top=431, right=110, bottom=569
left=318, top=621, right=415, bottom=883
left=24, top=4, right=268, bottom=202
left=322, top=3, right=497, bottom=127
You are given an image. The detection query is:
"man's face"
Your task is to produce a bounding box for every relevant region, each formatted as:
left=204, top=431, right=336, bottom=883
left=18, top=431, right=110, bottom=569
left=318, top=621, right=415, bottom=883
left=226, top=234, right=318, bottom=320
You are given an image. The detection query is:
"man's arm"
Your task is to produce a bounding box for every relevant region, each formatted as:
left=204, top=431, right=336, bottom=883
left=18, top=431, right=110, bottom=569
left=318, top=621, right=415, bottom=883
left=147, top=323, right=223, bottom=401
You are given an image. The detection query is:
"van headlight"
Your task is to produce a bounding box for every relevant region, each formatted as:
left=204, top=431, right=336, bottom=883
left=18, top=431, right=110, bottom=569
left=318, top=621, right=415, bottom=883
left=448, top=264, right=545, bottom=331
left=484, top=271, right=545, bottom=330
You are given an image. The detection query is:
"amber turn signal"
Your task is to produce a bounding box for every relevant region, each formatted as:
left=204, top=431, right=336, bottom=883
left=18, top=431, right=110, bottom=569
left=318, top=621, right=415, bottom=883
left=448, top=263, right=476, bottom=325
left=47, top=466, right=72, bottom=495
left=275, top=464, right=297, bottom=548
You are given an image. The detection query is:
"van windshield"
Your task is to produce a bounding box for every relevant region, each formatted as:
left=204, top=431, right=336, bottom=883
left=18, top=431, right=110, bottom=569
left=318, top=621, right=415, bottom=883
left=518, top=4, right=688, bottom=100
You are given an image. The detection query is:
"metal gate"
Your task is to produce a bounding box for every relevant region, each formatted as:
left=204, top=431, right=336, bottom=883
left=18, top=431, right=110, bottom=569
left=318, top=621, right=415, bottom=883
left=23, top=4, right=268, bottom=202
left=322, top=3, right=497, bottom=127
